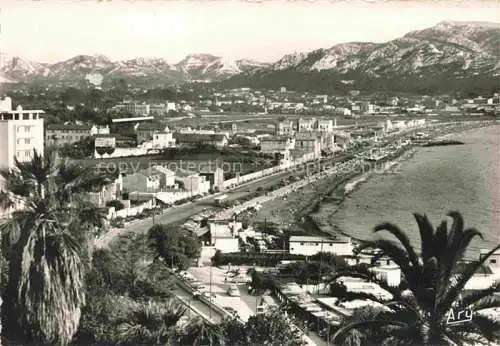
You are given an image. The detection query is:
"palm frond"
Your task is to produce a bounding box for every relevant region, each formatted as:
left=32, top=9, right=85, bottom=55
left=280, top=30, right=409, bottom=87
left=437, top=244, right=500, bottom=320
left=413, top=213, right=435, bottom=262
left=459, top=283, right=500, bottom=309
left=373, top=222, right=420, bottom=269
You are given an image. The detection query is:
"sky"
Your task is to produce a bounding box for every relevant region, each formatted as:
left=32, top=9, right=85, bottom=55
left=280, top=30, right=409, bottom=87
left=1, top=0, right=499, bottom=64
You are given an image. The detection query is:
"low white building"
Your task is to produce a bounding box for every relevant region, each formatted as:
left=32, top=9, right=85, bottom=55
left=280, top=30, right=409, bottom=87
left=152, top=131, right=176, bottom=149
left=370, top=264, right=401, bottom=287
left=289, top=236, right=353, bottom=256
left=175, top=170, right=210, bottom=196
left=208, top=220, right=241, bottom=253
left=336, top=277, right=393, bottom=301
left=151, top=165, right=176, bottom=188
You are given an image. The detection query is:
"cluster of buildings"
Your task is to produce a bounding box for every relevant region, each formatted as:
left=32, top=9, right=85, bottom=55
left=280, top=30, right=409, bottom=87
left=122, top=87, right=500, bottom=117
left=260, top=117, right=350, bottom=163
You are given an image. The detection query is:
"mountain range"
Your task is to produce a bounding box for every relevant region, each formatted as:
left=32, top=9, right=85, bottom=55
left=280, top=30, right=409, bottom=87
left=1, top=21, right=499, bottom=94
left=0, top=53, right=269, bottom=88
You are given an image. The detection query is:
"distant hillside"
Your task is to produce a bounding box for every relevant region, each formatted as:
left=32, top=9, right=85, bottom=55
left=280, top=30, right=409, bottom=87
left=1, top=21, right=499, bottom=94
left=0, top=53, right=269, bottom=89
left=221, top=21, right=500, bottom=95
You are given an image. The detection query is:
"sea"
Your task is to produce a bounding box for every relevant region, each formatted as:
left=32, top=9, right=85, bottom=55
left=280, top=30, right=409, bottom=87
left=330, top=125, right=500, bottom=260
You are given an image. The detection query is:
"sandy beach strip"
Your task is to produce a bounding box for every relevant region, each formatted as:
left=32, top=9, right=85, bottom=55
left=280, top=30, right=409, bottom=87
left=248, top=120, right=496, bottom=239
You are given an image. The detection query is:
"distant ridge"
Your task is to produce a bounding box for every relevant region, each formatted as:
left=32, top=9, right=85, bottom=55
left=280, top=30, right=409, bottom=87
left=1, top=21, right=499, bottom=94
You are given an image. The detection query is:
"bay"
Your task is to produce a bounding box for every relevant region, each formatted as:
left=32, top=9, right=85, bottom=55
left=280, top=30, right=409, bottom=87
left=330, top=125, right=500, bottom=260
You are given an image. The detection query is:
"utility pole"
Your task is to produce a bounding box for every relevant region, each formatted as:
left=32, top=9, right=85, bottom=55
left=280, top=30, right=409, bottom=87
left=318, top=239, right=324, bottom=294
left=209, top=263, right=213, bottom=319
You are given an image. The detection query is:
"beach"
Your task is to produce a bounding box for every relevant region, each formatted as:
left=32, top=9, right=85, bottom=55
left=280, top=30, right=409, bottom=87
left=249, top=120, right=498, bottom=241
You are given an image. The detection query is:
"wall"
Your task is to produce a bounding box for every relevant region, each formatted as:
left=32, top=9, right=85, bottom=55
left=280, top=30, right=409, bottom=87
left=289, top=241, right=353, bottom=256
left=122, top=173, right=148, bottom=193
left=214, top=238, right=239, bottom=253
left=155, top=190, right=191, bottom=204
left=112, top=199, right=154, bottom=219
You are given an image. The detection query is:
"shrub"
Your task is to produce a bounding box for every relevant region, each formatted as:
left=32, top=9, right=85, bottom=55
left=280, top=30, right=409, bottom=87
left=105, top=200, right=125, bottom=211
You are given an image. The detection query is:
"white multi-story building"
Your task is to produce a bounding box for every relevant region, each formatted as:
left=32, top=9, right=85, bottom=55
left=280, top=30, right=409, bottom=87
left=298, top=117, right=316, bottom=132
left=275, top=120, right=295, bottom=136
left=117, top=102, right=150, bottom=116
left=0, top=97, right=44, bottom=171
left=152, top=132, right=176, bottom=149
left=0, top=97, right=45, bottom=218
left=289, top=235, right=353, bottom=256
left=317, top=119, right=334, bottom=133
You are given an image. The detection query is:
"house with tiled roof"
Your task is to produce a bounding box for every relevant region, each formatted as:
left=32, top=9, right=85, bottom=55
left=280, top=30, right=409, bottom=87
left=45, top=123, right=110, bottom=146
left=136, top=123, right=169, bottom=144
left=173, top=132, right=228, bottom=149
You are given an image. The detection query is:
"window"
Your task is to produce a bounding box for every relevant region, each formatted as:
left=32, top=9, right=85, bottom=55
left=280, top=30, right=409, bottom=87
left=329, top=243, right=333, bottom=246
left=16, top=139, right=20, bottom=144
left=22, top=114, right=29, bottom=120
left=300, top=242, right=304, bottom=246
left=315, top=243, right=319, bottom=246
left=491, top=259, right=497, bottom=264
left=25, top=151, right=30, bottom=157
left=25, top=138, right=31, bottom=145
left=24, top=126, right=31, bottom=132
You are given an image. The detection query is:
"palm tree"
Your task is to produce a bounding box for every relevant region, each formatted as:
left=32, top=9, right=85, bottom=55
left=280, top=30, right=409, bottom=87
left=115, top=300, right=186, bottom=345
left=0, top=150, right=111, bottom=345
left=331, top=212, right=500, bottom=346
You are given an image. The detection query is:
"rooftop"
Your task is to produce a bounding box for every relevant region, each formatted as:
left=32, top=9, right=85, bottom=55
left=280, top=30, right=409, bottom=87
left=289, top=235, right=350, bottom=243
left=111, top=116, right=154, bottom=123
left=47, top=123, right=93, bottom=131
left=174, top=132, right=228, bottom=142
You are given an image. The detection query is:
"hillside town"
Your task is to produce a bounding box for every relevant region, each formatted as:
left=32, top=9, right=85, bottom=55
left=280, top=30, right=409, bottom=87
left=1, top=86, right=499, bottom=345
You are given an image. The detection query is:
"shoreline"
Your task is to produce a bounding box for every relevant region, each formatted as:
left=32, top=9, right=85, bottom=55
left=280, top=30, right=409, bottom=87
left=305, top=121, right=498, bottom=241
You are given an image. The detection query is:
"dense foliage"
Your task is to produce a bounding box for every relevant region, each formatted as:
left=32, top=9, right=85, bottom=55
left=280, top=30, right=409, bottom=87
left=58, top=136, right=95, bottom=159
left=0, top=151, right=111, bottom=345
left=148, top=224, right=202, bottom=270
left=212, top=250, right=306, bottom=267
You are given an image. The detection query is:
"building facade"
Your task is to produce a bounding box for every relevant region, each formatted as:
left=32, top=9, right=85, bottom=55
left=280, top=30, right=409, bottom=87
left=152, top=132, right=176, bottom=149
left=275, top=120, right=295, bottom=136
left=289, top=235, right=353, bottom=256
left=122, top=172, right=161, bottom=193
left=0, top=99, right=44, bottom=171
left=173, top=133, right=228, bottom=149
left=136, top=123, right=169, bottom=144
left=45, top=124, right=110, bottom=146
left=175, top=171, right=211, bottom=196
left=298, top=117, right=317, bottom=132
left=118, top=102, right=151, bottom=116
left=316, top=119, right=334, bottom=133
left=295, top=134, right=321, bottom=159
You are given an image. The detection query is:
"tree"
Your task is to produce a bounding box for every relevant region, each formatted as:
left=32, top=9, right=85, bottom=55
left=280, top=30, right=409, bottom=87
left=115, top=300, right=186, bottom=345
left=244, top=309, right=306, bottom=346
left=148, top=224, right=201, bottom=270
left=59, top=136, right=95, bottom=159
left=105, top=199, right=125, bottom=211
left=331, top=212, right=500, bottom=346
left=86, top=233, right=174, bottom=300
left=0, top=150, right=111, bottom=345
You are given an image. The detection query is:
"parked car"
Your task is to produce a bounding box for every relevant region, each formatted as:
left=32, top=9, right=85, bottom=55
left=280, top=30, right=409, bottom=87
left=223, top=306, right=238, bottom=315
left=227, top=284, right=240, bottom=297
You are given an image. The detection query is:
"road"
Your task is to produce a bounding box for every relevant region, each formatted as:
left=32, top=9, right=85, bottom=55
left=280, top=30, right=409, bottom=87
left=94, top=169, right=296, bottom=247
left=172, top=277, right=225, bottom=324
